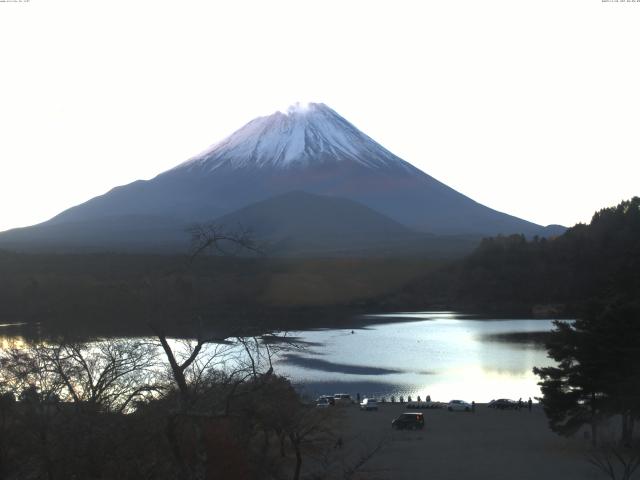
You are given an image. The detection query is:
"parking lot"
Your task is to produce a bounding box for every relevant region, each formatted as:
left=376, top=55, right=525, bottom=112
left=328, top=402, right=604, bottom=480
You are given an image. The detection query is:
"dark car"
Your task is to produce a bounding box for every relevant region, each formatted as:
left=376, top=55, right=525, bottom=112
left=392, top=412, right=424, bottom=430
left=488, top=398, right=518, bottom=410
left=317, top=396, right=335, bottom=406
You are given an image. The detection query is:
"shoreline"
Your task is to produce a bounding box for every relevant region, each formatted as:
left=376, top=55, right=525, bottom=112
left=0, top=308, right=569, bottom=341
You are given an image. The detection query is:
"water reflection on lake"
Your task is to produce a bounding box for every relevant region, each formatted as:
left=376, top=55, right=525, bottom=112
left=0, top=312, right=562, bottom=403
left=274, top=312, right=560, bottom=403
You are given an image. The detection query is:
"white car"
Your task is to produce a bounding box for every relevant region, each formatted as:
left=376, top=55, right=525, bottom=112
left=360, top=398, right=378, bottom=411
left=447, top=399, right=472, bottom=412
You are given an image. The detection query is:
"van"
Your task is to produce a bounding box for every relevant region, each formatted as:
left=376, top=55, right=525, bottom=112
left=333, top=393, right=352, bottom=405
left=391, top=412, right=424, bottom=430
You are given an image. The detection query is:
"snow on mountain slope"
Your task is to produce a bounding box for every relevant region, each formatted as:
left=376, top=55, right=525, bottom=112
left=177, top=102, right=417, bottom=172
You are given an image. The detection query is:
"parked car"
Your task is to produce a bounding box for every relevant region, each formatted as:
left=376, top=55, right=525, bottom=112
left=488, top=398, right=517, bottom=410
left=392, top=412, right=424, bottom=430
left=360, top=398, right=378, bottom=411
left=317, top=396, right=335, bottom=406
left=333, top=393, right=353, bottom=405
left=447, top=400, right=472, bottom=412
left=316, top=397, right=331, bottom=408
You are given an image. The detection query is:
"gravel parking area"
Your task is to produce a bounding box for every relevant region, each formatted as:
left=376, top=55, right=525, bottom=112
left=329, top=402, right=604, bottom=480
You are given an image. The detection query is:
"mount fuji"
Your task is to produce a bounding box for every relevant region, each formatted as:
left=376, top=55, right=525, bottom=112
left=0, top=103, right=562, bottom=254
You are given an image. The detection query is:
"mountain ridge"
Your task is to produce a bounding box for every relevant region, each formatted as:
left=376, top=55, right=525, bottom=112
left=0, top=103, right=563, bottom=254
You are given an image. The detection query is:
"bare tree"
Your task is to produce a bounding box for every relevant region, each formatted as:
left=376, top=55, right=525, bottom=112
left=0, top=339, right=160, bottom=413
left=186, top=222, right=261, bottom=261
left=588, top=443, right=640, bottom=480
left=146, top=223, right=324, bottom=479
left=149, top=324, right=303, bottom=480
left=0, top=338, right=164, bottom=479
left=276, top=405, right=337, bottom=480
left=0, top=341, right=66, bottom=403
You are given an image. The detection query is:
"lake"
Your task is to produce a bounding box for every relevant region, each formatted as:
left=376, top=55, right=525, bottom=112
left=274, top=311, right=559, bottom=403
left=0, top=311, right=561, bottom=403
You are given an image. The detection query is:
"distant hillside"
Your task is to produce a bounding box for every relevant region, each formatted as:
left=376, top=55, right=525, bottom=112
left=0, top=214, right=189, bottom=253
left=391, top=197, right=640, bottom=313
left=0, top=251, right=439, bottom=333
left=0, top=191, right=481, bottom=258
left=214, top=191, right=423, bottom=255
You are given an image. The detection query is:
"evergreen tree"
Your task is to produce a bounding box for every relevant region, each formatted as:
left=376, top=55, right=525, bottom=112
left=534, top=316, right=606, bottom=445
left=534, top=300, right=640, bottom=446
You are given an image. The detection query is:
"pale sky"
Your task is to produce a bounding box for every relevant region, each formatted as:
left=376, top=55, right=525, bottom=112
left=1, top=0, right=638, bottom=232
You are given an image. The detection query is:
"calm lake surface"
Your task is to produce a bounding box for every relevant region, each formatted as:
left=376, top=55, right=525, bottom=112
left=275, top=312, right=559, bottom=403
left=0, top=312, right=561, bottom=403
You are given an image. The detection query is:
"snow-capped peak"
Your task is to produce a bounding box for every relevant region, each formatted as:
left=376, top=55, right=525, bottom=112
left=284, top=101, right=312, bottom=114
left=176, top=103, right=417, bottom=173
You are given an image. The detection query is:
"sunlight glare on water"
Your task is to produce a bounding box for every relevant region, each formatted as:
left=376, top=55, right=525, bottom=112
left=274, top=312, right=560, bottom=403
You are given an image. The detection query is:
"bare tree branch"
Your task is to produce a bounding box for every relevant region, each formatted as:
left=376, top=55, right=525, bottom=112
left=186, top=222, right=262, bottom=262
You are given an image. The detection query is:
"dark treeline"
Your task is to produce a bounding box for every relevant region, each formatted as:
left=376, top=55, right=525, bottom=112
left=1, top=197, right=638, bottom=334
left=506, top=198, right=640, bottom=475
left=394, top=197, right=640, bottom=314
left=0, top=251, right=437, bottom=334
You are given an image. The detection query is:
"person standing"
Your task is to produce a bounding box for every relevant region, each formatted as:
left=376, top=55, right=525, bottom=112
left=527, top=397, right=532, bottom=412
left=518, top=398, right=523, bottom=410
left=471, top=400, right=475, bottom=413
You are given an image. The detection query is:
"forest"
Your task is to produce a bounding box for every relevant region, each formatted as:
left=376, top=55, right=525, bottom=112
left=394, top=197, right=640, bottom=314
left=0, top=252, right=438, bottom=336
